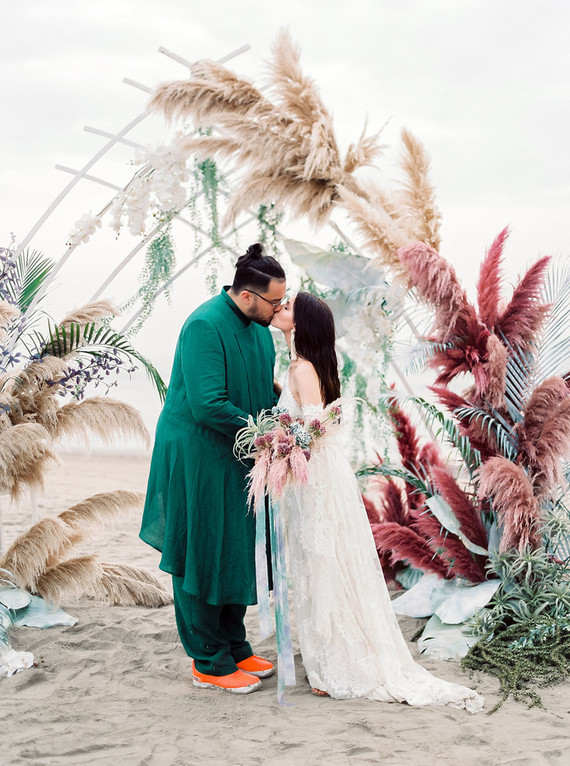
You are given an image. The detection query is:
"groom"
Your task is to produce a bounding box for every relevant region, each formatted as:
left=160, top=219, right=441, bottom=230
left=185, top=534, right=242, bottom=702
left=140, top=243, right=286, bottom=693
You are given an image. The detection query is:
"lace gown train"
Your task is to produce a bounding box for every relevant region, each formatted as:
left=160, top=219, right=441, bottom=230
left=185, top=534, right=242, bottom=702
left=278, top=377, right=483, bottom=713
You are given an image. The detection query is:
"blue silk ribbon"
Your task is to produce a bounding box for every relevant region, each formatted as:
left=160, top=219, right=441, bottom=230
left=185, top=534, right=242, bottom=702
left=255, top=494, right=296, bottom=703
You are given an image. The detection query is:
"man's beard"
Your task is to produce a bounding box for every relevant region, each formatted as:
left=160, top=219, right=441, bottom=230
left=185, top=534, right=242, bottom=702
left=249, top=311, right=273, bottom=327
left=251, top=317, right=273, bottom=327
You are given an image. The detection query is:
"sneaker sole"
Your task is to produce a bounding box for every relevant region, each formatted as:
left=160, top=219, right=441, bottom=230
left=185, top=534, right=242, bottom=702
left=192, top=676, right=261, bottom=694
left=240, top=667, right=275, bottom=678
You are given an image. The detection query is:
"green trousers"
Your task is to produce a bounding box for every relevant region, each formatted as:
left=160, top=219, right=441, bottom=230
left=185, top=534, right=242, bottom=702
left=172, top=575, right=253, bottom=676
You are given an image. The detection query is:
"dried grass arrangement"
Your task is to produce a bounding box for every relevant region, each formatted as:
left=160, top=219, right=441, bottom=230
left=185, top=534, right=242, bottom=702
left=0, top=246, right=167, bottom=609
left=364, top=234, right=570, bottom=579
left=0, top=491, right=171, bottom=607
left=149, top=30, right=441, bottom=277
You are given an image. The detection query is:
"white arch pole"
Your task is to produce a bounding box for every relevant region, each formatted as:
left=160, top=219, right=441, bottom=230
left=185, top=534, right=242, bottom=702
left=15, top=44, right=251, bottom=258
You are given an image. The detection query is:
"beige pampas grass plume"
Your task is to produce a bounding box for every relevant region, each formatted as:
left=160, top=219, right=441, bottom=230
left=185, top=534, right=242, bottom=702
left=399, top=129, right=442, bottom=250
left=0, top=302, right=20, bottom=339
left=34, top=558, right=171, bottom=608
left=1, top=490, right=171, bottom=607
left=0, top=490, right=145, bottom=589
left=336, top=185, right=407, bottom=275
left=0, top=422, right=56, bottom=499
left=54, top=398, right=150, bottom=449
left=59, top=300, right=119, bottom=329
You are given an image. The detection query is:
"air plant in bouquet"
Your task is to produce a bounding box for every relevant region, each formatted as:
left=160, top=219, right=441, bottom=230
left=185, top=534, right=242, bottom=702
left=0, top=243, right=170, bottom=610
left=234, top=404, right=342, bottom=509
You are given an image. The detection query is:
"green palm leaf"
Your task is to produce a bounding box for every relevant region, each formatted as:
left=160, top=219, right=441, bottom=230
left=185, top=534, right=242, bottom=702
left=453, top=405, right=518, bottom=461
left=6, top=249, right=55, bottom=313
left=30, top=322, right=167, bottom=402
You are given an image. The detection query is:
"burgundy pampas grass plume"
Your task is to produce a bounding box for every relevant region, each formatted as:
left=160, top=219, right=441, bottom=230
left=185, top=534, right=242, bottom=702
left=417, top=441, right=444, bottom=471
left=495, top=256, right=551, bottom=348
left=532, top=397, right=570, bottom=499
left=477, top=457, right=542, bottom=552
left=363, top=494, right=382, bottom=525
left=516, top=376, right=569, bottom=466
left=477, top=227, right=509, bottom=328
left=412, top=511, right=487, bottom=582
left=370, top=521, right=450, bottom=578
left=379, top=479, right=410, bottom=526
left=388, top=401, right=425, bottom=511
left=429, top=466, right=488, bottom=549
left=397, top=241, right=471, bottom=340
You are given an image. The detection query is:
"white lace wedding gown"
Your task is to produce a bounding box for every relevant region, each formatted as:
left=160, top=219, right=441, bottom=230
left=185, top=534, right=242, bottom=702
left=278, top=376, right=484, bottom=713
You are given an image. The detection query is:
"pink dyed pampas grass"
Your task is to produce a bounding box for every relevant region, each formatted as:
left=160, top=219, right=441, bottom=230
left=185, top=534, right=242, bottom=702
left=477, top=457, right=542, bottom=552
left=495, top=256, right=551, bottom=349
left=429, top=466, right=488, bottom=550
left=370, top=521, right=450, bottom=579
left=477, top=227, right=509, bottom=329
left=397, top=241, right=470, bottom=339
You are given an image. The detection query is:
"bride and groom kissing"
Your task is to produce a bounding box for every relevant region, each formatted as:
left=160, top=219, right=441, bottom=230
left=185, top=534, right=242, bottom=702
left=139, top=243, right=483, bottom=713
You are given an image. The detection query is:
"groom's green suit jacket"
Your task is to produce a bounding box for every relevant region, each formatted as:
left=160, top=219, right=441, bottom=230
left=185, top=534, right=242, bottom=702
left=140, top=287, right=277, bottom=605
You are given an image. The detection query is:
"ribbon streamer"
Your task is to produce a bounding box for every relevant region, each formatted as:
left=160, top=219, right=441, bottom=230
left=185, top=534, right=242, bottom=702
left=255, top=495, right=296, bottom=703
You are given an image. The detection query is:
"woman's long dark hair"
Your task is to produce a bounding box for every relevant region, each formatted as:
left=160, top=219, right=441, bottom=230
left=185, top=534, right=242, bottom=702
left=293, top=292, right=341, bottom=405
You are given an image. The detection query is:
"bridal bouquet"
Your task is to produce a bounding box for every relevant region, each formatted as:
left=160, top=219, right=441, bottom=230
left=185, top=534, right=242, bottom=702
left=234, top=404, right=342, bottom=508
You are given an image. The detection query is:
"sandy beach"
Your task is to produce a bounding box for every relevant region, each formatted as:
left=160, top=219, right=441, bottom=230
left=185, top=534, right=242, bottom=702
left=2, top=452, right=569, bottom=766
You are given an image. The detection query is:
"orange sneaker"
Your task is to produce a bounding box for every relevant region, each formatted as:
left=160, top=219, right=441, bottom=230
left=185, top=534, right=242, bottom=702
left=192, top=667, right=261, bottom=694
left=236, top=655, right=275, bottom=678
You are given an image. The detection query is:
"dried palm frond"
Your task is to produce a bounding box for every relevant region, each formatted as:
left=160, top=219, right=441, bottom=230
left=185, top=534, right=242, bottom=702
left=0, top=422, right=56, bottom=498
left=54, top=398, right=150, bottom=448
left=397, top=241, right=470, bottom=338
left=429, top=466, right=488, bottom=549
left=59, top=300, right=119, bottom=329
left=370, top=521, right=450, bottom=578
left=0, top=516, right=72, bottom=590
left=477, top=227, right=509, bottom=328
left=430, top=386, right=498, bottom=459
left=398, top=128, right=441, bottom=249
left=477, top=457, right=541, bottom=552
left=532, top=397, right=570, bottom=498
left=495, top=256, right=551, bottom=348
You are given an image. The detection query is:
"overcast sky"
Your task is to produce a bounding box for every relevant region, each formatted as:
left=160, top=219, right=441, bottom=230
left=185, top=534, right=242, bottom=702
left=1, top=0, right=569, bottom=438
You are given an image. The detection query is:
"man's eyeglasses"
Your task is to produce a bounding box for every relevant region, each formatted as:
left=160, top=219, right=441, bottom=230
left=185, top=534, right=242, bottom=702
left=247, top=289, right=288, bottom=308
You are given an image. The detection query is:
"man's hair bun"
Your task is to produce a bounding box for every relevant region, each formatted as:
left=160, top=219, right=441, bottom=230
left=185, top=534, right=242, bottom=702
left=245, top=243, right=263, bottom=259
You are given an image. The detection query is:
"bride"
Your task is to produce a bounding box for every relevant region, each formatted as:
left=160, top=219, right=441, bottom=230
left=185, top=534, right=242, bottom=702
left=270, top=291, right=483, bottom=713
